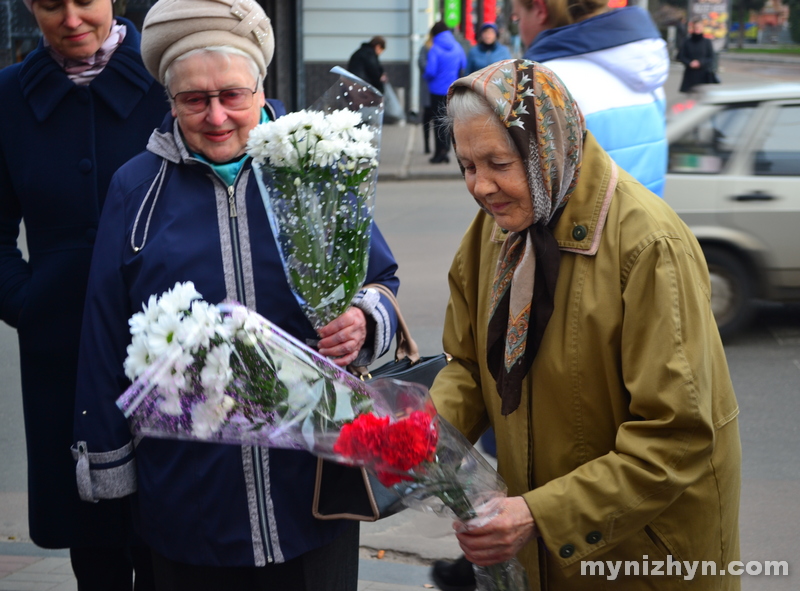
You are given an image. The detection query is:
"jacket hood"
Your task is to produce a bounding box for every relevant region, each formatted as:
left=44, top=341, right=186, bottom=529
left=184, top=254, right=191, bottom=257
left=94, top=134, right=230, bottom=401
left=583, top=38, right=669, bottom=93
left=147, top=112, right=187, bottom=164
left=526, top=7, right=669, bottom=93
left=433, top=30, right=462, bottom=54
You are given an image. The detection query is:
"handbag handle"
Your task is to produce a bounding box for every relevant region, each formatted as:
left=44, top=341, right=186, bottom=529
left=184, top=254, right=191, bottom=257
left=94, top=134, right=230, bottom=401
left=349, top=283, right=421, bottom=379
left=363, top=282, right=421, bottom=363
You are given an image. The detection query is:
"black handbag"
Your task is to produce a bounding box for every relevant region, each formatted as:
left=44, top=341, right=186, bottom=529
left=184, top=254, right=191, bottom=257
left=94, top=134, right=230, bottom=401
left=312, top=283, right=449, bottom=522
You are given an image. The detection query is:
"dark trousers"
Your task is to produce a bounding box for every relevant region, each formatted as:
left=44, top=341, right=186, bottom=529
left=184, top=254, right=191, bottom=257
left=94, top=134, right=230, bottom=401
left=70, top=544, right=155, bottom=591
left=430, top=93, right=451, bottom=158
left=422, top=105, right=435, bottom=153
left=151, top=521, right=359, bottom=591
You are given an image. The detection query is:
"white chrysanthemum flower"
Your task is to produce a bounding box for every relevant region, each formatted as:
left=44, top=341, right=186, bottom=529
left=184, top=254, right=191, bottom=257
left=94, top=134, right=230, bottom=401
left=246, top=108, right=376, bottom=172
left=313, top=138, right=347, bottom=167
left=159, top=390, right=183, bottom=416
left=348, top=125, right=374, bottom=145
left=147, top=313, right=183, bottom=358
left=190, top=395, right=235, bottom=439
left=128, top=294, right=161, bottom=337
left=124, top=335, right=150, bottom=381
left=157, top=281, right=201, bottom=316
left=326, top=109, right=363, bottom=134
left=275, top=352, right=319, bottom=390
left=201, top=343, right=233, bottom=395
left=128, top=311, right=149, bottom=336
left=220, top=305, right=249, bottom=341
left=177, top=300, right=220, bottom=352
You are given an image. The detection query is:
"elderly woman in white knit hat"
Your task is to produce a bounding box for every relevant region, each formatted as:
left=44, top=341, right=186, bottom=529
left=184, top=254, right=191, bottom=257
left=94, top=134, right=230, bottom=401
left=71, top=0, right=401, bottom=590
left=0, top=0, right=168, bottom=588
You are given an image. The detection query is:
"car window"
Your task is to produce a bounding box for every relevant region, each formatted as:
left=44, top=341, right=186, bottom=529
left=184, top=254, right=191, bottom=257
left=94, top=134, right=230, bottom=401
left=668, top=104, right=757, bottom=174
left=754, top=104, right=800, bottom=176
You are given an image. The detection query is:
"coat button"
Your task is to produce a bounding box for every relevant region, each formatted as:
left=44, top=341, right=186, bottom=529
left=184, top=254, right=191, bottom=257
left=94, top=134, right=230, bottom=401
left=572, top=225, right=587, bottom=241
left=559, top=543, right=575, bottom=558
left=78, top=159, right=93, bottom=173
left=586, top=531, right=602, bottom=544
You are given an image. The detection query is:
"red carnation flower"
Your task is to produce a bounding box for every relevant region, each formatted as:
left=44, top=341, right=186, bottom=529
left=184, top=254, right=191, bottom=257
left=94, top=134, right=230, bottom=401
left=333, top=410, right=438, bottom=488
left=333, top=413, right=388, bottom=461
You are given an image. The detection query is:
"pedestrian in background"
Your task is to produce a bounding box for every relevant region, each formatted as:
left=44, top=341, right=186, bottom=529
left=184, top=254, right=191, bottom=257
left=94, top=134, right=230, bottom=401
left=424, top=21, right=466, bottom=164
left=72, top=0, right=400, bottom=589
left=517, top=0, right=670, bottom=196
left=508, top=15, right=523, bottom=57
left=418, top=32, right=435, bottom=154
left=0, top=0, right=168, bottom=587
left=466, top=23, right=512, bottom=74
left=674, top=15, right=688, bottom=60
left=678, top=18, right=719, bottom=93
left=434, top=58, right=741, bottom=591
left=347, top=35, right=387, bottom=93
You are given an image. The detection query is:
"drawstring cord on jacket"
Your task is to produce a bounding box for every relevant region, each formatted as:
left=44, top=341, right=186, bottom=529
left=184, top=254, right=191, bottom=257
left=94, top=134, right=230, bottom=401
left=130, top=158, right=168, bottom=252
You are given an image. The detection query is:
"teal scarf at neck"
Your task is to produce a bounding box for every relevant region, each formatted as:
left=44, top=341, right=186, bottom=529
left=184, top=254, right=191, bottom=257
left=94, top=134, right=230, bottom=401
left=191, top=108, right=269, bottom=187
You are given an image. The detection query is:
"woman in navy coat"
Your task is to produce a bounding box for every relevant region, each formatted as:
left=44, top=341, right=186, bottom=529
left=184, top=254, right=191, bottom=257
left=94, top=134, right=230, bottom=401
left=0, top=0, right=168, bottom=587
left=72, top=0, right=399, bottom=588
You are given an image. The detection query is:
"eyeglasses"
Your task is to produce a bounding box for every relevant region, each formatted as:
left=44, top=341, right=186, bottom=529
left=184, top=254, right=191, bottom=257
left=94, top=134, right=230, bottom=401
left=171, top=85, right=259, bottom=114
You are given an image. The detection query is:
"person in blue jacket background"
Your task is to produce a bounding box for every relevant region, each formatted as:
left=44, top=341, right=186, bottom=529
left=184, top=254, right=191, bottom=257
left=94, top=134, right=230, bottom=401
left=71, top=0, right=400, bottom=589
left=424, top=21, right=466, bottom=164
left=0, top=0, right=168, bottom=586
left=516, top=0, right=670, bottom=196
left=466, top=23, right=512, bottom=74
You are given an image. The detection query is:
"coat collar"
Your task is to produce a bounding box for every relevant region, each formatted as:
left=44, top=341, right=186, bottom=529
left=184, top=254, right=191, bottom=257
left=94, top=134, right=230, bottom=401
left=552, top=132, right=617, bottom=256
left=490, top=132, right=617, bottom=255
left=18, top=18, right=157, bottom=123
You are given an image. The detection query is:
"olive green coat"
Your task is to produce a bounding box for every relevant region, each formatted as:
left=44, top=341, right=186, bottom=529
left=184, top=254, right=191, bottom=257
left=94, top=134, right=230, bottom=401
left=430, top=133, right=741, bottom=590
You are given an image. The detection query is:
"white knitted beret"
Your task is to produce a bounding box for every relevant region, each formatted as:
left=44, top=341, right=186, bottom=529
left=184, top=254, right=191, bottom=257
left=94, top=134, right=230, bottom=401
left=140, top=0, right=274, bottom=83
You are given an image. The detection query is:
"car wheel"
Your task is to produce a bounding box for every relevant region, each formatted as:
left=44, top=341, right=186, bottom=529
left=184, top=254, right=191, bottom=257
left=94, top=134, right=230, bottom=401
left=703, top=246, right=754, bottom=338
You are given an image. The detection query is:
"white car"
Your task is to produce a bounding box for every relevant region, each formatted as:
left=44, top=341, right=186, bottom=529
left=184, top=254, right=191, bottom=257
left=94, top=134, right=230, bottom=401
left=664, top=82, right=800, bottom=337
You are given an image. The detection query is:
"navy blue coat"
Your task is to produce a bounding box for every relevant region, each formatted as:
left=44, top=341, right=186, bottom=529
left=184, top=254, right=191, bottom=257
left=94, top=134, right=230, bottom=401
left=73, top=112, right=400, bottom=567
left=0, top=19, right=169, bottom=548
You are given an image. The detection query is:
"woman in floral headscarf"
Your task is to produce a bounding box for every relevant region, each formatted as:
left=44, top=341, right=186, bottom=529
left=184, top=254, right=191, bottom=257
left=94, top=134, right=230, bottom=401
left=429, top=59, right=742, bottom=590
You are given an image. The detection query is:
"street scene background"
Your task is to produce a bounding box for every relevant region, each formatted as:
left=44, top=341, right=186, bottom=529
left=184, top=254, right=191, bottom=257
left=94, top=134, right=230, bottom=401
left=0, top=55, right=798, bottom=590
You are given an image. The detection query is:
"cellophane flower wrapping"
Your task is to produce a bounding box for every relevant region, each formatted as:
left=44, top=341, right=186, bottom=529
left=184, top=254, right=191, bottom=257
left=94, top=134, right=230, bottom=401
left=118, top=281, right=529, bottom=591
left=245, top=67, right=383, bottom=329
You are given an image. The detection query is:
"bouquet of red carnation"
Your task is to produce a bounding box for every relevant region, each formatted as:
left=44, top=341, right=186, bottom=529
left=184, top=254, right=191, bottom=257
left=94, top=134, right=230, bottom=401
left=331, top=390, right=529, bottom=591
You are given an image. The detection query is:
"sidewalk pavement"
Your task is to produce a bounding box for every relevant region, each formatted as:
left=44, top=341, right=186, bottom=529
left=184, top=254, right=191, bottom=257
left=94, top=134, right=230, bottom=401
left=0, top=541, right=446, bottom=591
left=0, top=506, right=464, bottom=591
left=718, top=49, right=800, bottom=65
left=0, top=489, right=463, bottom=591
left=378, top=122, right=463, bottom=182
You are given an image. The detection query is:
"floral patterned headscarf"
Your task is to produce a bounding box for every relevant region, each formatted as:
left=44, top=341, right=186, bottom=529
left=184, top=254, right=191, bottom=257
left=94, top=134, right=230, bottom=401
left=448, top=59, right=586, bottom=415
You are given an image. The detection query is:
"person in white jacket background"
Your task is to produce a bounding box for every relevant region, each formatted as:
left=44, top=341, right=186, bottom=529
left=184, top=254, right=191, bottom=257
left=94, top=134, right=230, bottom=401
left=515, top=0, right=670, bottom=196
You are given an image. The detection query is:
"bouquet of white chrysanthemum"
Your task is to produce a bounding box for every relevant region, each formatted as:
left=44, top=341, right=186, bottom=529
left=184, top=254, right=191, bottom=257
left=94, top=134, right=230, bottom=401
left=246, top=67, right=383, bottom=329
left=120, top=281, right=377, bottom=442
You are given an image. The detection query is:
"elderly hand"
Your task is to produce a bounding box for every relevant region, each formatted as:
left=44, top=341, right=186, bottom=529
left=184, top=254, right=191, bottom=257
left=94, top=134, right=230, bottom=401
left=454, top=496, right=538, bottom=566
left=690, top=59, right=701, bottom=69
left=317, top=307, right=368, bottom=367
